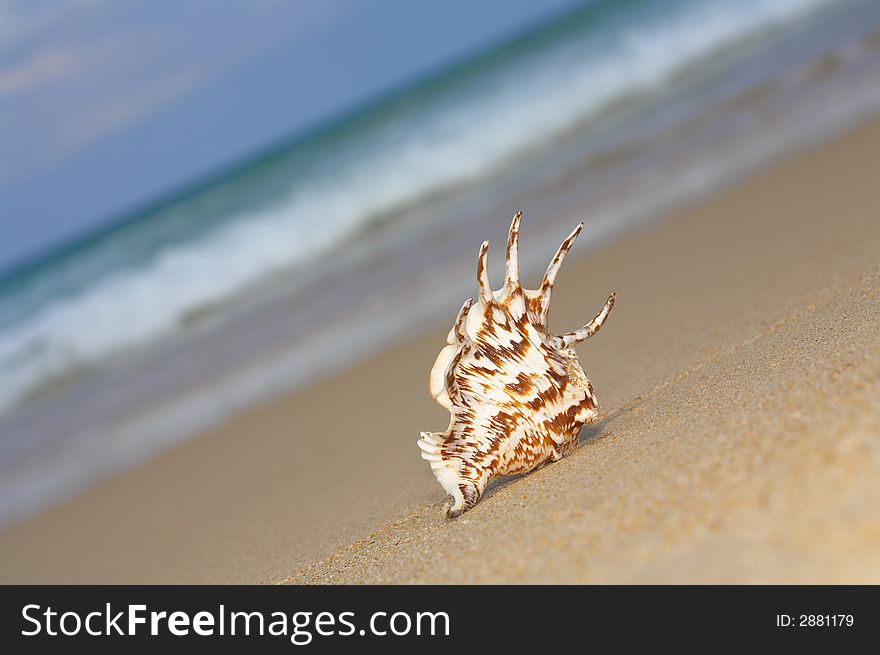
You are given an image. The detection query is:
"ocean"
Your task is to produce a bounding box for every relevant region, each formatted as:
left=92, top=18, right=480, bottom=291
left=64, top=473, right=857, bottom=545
left=2, top=0, right=880, bottom=526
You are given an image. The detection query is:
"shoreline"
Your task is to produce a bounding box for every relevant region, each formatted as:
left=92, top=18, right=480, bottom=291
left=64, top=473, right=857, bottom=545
left=2, top=113, right=880, bottom=583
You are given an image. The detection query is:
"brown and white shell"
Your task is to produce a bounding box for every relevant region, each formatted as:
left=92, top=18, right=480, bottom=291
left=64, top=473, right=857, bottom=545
left=419, top=212, right=615, bottom=517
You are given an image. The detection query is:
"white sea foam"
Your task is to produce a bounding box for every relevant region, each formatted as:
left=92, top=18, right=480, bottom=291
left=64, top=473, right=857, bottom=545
left=0, top=0, right=841, bottom=418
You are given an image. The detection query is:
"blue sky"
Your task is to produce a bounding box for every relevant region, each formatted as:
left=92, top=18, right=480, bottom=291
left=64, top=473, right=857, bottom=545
left=0, top=0, right=581, bottom=274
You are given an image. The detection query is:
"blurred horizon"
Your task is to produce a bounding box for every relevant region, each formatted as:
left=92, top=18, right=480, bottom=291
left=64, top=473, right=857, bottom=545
left=0, top=0, right=581, bottom=277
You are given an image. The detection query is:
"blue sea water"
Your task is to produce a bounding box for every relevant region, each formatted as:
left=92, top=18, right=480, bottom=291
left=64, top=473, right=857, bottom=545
left=2, top=0, right=880, bottom=524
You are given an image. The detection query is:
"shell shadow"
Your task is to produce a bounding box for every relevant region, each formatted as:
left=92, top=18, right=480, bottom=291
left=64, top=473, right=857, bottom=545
left=578, top=396, right=645, bottom=446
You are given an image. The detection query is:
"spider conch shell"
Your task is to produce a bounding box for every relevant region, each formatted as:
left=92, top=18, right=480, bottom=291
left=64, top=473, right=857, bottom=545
left=419, top=212, right=615, bottom=518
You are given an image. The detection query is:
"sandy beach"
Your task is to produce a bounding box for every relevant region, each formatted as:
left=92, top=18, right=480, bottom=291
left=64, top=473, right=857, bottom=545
left=1, top=113, right=879, bottom=584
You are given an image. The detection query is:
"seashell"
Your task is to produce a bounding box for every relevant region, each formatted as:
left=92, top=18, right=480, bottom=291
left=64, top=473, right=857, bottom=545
left=419, top=212, right=615, bottom=518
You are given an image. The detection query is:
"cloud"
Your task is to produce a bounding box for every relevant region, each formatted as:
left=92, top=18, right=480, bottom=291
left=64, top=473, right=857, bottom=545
left=0, top=0, right=343, bottom=191
left=53, top=58, right=213, bottom=155
left=0, top=48, right=74, bottom=94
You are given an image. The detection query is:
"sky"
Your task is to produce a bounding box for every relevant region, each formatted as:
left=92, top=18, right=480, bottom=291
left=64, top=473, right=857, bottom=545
left=0, top=0, right=581, bottom=275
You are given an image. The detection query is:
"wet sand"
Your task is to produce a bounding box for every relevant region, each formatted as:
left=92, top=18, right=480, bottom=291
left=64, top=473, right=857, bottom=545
left=1, top=115, right=879, bottom=584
